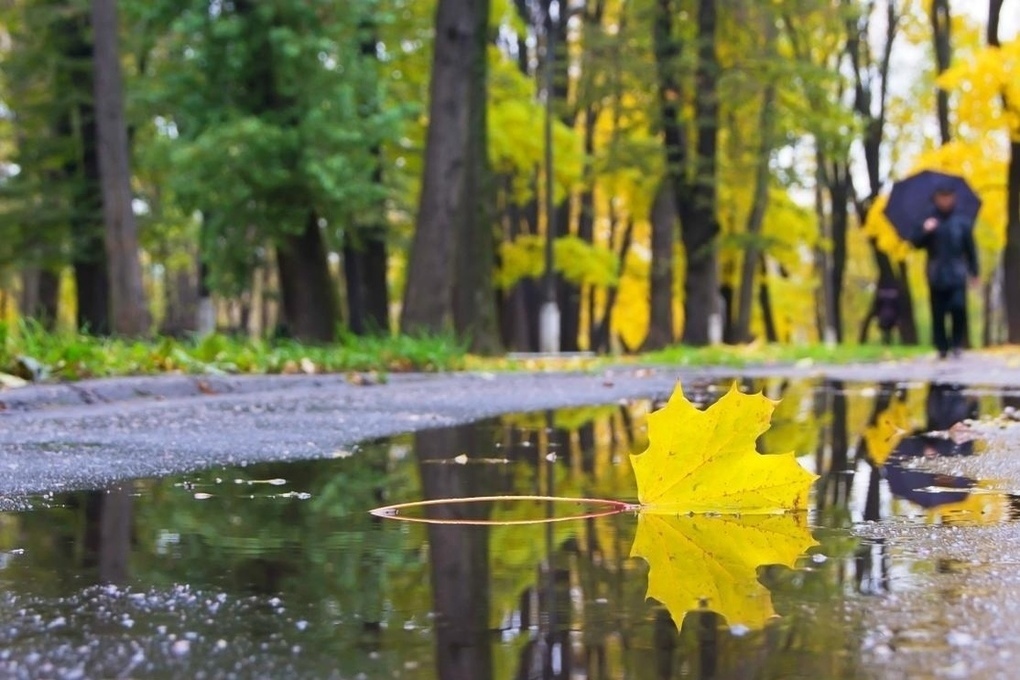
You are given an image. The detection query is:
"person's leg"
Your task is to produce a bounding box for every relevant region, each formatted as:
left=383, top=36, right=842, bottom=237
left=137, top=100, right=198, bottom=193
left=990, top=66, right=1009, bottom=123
left=930, top=288, right=950, bottom=357
left=949, top=285, right=967, bottom=352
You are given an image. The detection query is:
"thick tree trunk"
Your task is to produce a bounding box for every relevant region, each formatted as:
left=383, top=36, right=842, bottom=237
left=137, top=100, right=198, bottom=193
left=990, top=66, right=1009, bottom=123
left=402, top=0, right=481, bottom=335
left=681, top=0, right=721, bottom=346
left=276, top=213, right=340, bottom=342
left=651, top=0, right=688, bottom=347
left=55, top=9, right=110, bottom=335
left=644, top=182, right=676, bottom=350
left=1005, top=146, right=1020, bottom=342
left=92, top=0, right=150, bottom=336
left=988, top=0, right=1020, bottom=342
left=453, top=0, right=501, bottom=355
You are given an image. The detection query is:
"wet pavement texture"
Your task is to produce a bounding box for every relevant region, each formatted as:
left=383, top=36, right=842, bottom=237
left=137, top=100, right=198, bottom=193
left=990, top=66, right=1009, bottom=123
left=3, top=359, right=1020, bottom=677
left=2, top=353, right=1020, bottom=499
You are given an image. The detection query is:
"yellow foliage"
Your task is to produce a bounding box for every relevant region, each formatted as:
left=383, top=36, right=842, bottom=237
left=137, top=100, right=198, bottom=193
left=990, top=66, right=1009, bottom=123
left=759, top=379, right=820, bottom=458
left=488, top=53, right=584, bottom=204
left=863, top=194, right=912, bottom=263
left=862, top=398, right=913, bottom=468
left=495, top=235, right=619, bottom=290
left=611, top=247, right=650, bottom=351
left=630, top=383, right=818, bottom=514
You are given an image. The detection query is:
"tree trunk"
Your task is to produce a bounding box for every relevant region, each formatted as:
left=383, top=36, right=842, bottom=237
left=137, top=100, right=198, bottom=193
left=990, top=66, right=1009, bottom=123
left=681, top=0, right=721, bottom=346
left=344, top=22, right=391, bottom=337
left=758, top=254, right=778, bottom=342
left=343, top=226, right=389, bottom=335
left=499, top=178, right=538, bottom=351
left=735, top=67, right=776, bottom=343
left=19, top=266, right=60, bottom=330
left=1005, top=144, right=1020, bottom=342
left=988, top=0, right=1020, bottom=342
left=644, top=182, right=676, bottom=350
left=577, top=2, right=604, bottom=349
left=453, top=0, right=501, bottom=354
left=55, top=9, right=110, bottom=335
left=401, top=0, right=481, bottom=335
left=276, top=213, right=340, bottom=342
left=92, top=0, right=150, bottom=336
left=829, top=163, right=851, bottom=342
left=651, top=0, right=689, bottom=347
left=160, top=267, right=199, bottom=337
left=930, top=0, right=952, bottom=145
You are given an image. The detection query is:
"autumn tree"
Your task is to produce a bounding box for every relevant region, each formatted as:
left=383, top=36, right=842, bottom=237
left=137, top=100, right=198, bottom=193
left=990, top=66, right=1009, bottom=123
left=651, top=0, right=721, bottom=348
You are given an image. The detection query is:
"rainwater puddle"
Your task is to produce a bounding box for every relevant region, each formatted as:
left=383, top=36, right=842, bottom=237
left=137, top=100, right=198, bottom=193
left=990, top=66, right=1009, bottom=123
left=0, top=378, right=1018, bottom=678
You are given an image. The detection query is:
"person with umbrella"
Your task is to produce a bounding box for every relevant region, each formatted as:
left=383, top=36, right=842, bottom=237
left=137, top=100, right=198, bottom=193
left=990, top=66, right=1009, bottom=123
left=884, top=171, right=981, bottom=359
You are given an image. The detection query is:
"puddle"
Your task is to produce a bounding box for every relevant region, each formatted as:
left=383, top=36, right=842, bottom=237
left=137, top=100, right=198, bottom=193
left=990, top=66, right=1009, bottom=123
left=0, top=379, right=1018, bottom=677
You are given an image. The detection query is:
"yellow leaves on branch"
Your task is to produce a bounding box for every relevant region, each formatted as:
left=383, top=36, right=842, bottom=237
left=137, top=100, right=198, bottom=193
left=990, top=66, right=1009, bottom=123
left=631, top=382, right=818, bottom=514
left=937, top=39, right=1020, bottom=141
left=495, top=235, right=619, bottom=290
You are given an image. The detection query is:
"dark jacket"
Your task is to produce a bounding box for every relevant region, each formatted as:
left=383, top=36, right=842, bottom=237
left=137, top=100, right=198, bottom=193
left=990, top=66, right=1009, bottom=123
left=910, top=211, right=978, bottom=290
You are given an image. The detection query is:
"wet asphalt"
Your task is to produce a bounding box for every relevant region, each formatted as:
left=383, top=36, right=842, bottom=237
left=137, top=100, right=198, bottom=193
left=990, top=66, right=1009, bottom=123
left=2, top=351, right=1019, bottom=502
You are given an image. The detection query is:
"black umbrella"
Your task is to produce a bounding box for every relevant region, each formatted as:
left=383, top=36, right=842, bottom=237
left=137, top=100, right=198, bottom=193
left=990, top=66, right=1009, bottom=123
left=883, top=170, right=982, bottom=241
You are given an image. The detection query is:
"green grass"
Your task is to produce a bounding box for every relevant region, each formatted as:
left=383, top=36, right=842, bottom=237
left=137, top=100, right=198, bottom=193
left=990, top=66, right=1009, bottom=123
left=0, top=320, right=466, bottom=381
left=0, top=319, right=935, bottom=383
left=639, top=342, right=930, bottom=367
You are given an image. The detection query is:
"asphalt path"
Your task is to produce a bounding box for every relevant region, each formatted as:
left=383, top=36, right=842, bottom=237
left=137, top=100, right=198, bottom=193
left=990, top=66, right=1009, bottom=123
left=1, top=353, right=1019, bottom=501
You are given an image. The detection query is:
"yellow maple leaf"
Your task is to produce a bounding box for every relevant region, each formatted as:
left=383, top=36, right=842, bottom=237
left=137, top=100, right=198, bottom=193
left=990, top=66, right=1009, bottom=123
left=631, top=382, right=818, bottom=513
left=630, top=512, right=818, bottom=630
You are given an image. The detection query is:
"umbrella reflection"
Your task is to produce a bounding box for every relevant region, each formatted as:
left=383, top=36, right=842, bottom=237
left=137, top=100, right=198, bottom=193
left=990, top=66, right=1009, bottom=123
left=881, top=383, right=981, bottom=513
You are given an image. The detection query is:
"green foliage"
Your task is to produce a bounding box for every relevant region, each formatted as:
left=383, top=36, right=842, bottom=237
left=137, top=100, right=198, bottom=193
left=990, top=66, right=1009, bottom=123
left=0, top=320, right=464, bottom=380
left=127, top=0, right=407, bottom=295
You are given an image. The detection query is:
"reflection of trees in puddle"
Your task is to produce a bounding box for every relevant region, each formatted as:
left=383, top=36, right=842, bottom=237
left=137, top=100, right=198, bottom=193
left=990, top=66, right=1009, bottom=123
left=13, top=377, right=1019, bottom=678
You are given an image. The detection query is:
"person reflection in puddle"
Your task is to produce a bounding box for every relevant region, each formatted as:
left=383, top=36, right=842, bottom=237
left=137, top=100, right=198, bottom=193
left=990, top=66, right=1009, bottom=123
left=883, top=383, right=978, bottom=509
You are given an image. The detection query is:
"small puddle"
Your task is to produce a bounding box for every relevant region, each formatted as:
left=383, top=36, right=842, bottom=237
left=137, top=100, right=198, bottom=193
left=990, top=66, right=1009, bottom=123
left=0, top=378, right=1017, bottom=677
